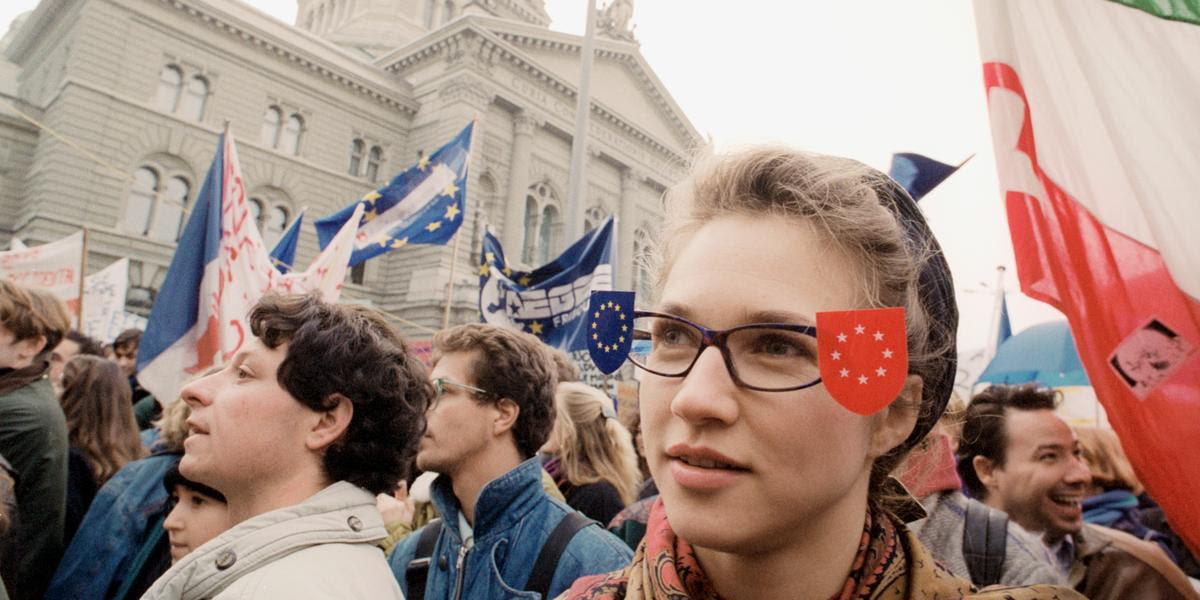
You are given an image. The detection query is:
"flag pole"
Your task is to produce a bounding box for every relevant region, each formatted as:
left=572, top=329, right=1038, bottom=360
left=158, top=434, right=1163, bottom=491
left=441, top=115, right=481, bottom=330
left=442, top=225, right=464, bottom=330
left=982, top=265, right=1006, bottom=367
left=564, top=0, right=598, bottom=243
left=77, top=227, right=89, bottom=325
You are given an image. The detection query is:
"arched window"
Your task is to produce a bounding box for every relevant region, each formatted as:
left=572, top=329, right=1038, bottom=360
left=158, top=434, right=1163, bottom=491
left=350, top=262, right=366, bottom=285
left=521, top=195, right=539, bottom=263
left=180, top=75, right=207, bottom=121
left=317, top=4, right=326, bottom=31
left=248, top=197, right=264, bottom=228
left=154, top=65, right=182, bottom=113
left=424, top=0, right=436, bottom=28
left=584, top=206, right=606, bottom=232
left=150, top=176, right=190, bottom=242
left=537, top=204, right=558, bottom=265
left=280, top=114, right=303, bottom=156
left=348, top=138, right=364, bottom=176
left=124, top=167, right=158, bottom=235
left=442, top=0, right=453, bottom=24
left=304, top=10, right=314, bottom=30
left=261, top=106, right=282, bottom=148
left=366, top=145, right=382, bottom=183
left=633, top=227, right=653, bottom=303
left=263, top=205, right=289, bottom=249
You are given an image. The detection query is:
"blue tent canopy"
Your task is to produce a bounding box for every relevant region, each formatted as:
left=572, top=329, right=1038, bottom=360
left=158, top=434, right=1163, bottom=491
left=978, top=321, right=1090, bottom=387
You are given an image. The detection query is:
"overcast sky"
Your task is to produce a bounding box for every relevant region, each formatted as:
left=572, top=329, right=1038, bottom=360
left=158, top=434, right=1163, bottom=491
left=1, top=0, right=1067, bottom=351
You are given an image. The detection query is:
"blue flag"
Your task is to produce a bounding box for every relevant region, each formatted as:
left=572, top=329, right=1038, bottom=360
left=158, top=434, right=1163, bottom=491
left=478, top=217, right=615, bottom=351
left=587, top=290, right=636, bottom=374
left=268, top=209, right=304, bottom=274
left=997, top=295, right=1012, bottom=349
left=315, top=121, right=474, bottom=266
left=887, top=153, right=965, bottom=202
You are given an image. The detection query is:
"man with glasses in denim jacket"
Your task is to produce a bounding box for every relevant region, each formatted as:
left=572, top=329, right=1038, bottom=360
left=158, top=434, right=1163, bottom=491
left=389, top=323, right=631, bottom=599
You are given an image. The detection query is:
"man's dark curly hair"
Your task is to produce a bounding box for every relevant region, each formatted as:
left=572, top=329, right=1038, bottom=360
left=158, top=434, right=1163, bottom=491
left=956, top=383, right=1058, bottom=499
left=432, top=323, right=556, bottom=459
left=249, top=293, right=432, bottom=495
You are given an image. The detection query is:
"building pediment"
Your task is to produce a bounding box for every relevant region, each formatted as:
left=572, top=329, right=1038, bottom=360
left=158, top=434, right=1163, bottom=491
left=377, top=15, right=701, bottom=162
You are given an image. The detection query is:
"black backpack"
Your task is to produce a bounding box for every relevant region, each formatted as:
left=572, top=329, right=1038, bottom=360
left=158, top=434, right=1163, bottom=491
left=963, top=500, right=1009, bottom=587
left=405, top=511, right=593, bottom=600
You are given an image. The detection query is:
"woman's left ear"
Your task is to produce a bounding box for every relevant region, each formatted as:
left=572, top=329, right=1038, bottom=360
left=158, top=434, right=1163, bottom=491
left=868, top=375, right=922, bottom=459
left=307, top=393, right=354, bottom=452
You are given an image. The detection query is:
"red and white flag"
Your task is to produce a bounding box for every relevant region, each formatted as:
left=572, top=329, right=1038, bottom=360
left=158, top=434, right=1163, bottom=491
left=975, top=0, right=1200, bottom=553
left=138, top=131, right=362, bottom=404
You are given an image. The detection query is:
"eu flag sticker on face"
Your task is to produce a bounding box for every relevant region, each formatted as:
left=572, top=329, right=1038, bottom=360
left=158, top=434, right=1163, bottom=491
left=587, top=290, right=636, bottom=374
left=816, top=307, right=908, bottom=416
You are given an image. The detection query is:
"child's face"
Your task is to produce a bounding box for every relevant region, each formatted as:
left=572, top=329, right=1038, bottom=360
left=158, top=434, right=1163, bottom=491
left=163, top=484, right=229, bottom=563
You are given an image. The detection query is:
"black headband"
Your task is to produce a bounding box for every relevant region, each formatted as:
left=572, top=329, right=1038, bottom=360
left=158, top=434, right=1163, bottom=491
left=870, top=174, right=959, bottom=452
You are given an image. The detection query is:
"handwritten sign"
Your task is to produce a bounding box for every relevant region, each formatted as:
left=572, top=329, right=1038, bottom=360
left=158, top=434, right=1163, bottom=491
left=82, top=258, right=130, bottom=341
left=0, top=231, right=84, bottom=319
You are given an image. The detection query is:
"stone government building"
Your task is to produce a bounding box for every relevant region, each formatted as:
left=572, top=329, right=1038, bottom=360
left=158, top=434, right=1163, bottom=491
left=0, top=0, right=701, bottom=342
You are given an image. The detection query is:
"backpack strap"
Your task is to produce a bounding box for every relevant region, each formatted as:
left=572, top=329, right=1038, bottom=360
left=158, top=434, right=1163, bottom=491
left=405, top=518, right=443, bottom=600
left=963, top=500, right=1008, bottom=587
left=525, top=511, right=594, bottom=598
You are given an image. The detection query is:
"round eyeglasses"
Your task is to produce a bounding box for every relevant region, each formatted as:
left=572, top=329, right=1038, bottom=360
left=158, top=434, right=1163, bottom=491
left=628, top=311, right=823, bottom=392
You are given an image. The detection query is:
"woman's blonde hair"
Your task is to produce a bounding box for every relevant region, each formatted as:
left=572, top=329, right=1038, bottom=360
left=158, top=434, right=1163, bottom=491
left=548, top=382, right=641, bottom=505
left=653, top=147, right=958, bottom=511
left=1075, top=426, right=1143, bottom=496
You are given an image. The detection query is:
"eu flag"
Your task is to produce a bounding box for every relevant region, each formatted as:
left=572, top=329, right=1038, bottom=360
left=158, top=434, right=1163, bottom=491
left=478, top=217, right=615, bottom=352
left=314, top=121, right=474, bottom=266
left=587, top=290, right=635, bottom=374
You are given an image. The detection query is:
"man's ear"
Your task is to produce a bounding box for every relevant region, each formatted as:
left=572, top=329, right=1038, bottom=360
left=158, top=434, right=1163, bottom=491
left=868, top=374, right=922, bottom=459
left=306, top=393, right=354, bottom=452
left=16, top=335, right=47, bottom=362
left=973, top=455, right=999, bottom=490
left=492, top=398, right=520, bottom=438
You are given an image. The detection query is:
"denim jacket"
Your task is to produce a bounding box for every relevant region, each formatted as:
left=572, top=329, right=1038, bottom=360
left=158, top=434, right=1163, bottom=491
left=44, top=452, right=179, bottom=600
left=388, top=457, right=632, bottom=600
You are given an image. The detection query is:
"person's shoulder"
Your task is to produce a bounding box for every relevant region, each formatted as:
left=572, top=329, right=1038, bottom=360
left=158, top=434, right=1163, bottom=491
left=224, top=543, right=404, bottom=599
left=558, top=521, right=634, bottom=575
left=968, top=584, right=1087, bottom=599
left=387, top=519, right=441, bottom=572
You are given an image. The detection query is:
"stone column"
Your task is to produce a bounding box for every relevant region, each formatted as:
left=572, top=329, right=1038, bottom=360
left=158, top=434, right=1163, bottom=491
left=617, top=167, right=642, bottom=290
left=503, top=112, right=538, bottom=256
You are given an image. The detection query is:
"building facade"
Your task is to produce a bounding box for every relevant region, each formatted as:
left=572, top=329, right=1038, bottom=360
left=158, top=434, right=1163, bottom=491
left=0, top=0, right=700, bottom=343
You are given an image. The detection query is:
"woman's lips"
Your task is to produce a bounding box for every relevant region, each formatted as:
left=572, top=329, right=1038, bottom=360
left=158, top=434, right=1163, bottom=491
left=665, top=443, right=750, bottom=490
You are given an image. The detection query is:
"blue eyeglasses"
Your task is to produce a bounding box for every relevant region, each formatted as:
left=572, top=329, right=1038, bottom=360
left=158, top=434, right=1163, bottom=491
left=628, top=311, right=823, bottom=392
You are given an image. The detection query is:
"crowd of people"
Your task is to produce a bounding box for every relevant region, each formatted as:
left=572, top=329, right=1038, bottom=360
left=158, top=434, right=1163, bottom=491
left=0, top=146, right=1197, bottom=599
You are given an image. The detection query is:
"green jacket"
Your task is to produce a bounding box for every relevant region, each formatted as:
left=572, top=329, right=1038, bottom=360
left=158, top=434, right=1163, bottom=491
left=0, top=373, right=69, bottom=600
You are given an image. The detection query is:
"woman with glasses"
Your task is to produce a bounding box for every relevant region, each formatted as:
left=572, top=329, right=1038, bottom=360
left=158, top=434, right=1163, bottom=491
left=562, top=148, right=1081, bottom=599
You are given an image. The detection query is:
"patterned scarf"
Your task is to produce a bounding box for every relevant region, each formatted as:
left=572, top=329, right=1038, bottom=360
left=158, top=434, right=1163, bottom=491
left=562, top=497, right=1084, bottom=600
left=563, top=498, right=948, bottom=600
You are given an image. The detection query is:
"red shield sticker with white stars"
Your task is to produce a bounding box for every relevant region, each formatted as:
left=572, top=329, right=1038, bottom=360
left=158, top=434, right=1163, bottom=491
left=816, top=307, right=908, bottom=416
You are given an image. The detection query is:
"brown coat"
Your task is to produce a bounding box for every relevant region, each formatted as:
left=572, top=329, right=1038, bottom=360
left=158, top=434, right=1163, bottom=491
left=1069, top=523, right=1200, bottom=600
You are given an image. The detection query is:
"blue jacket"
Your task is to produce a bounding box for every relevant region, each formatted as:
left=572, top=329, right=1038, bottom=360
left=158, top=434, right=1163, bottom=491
left=44, top=452, right=179, bottom=600
left=388, top=457, right=632, bottom=600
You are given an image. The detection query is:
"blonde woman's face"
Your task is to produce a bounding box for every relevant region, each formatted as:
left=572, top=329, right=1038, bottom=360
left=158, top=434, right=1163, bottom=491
left=641, top=215, right=879, bottom=554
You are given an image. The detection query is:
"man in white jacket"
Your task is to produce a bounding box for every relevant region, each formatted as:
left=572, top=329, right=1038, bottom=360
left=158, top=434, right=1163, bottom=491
left=142, top=293, right=433, bottom=599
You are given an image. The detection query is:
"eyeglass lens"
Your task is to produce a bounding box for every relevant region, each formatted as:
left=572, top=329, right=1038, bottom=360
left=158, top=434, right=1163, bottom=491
left=629, top=315, right=820, bottom=390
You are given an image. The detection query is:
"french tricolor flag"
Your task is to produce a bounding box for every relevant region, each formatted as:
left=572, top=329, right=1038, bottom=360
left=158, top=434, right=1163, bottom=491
left=137, top=131, right=361, bottom=404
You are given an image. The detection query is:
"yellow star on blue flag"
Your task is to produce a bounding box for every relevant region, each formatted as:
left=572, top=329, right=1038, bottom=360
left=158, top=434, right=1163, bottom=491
left=587, top=290, right=636, bottom=374
left=314, top=120, right=474, bottom=267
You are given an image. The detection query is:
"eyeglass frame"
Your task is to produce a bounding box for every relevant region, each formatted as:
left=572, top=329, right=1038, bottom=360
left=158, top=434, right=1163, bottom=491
left=430, top=377, right=496, bottom=407
left=628, top=310, right=824, bottom=392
